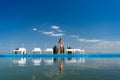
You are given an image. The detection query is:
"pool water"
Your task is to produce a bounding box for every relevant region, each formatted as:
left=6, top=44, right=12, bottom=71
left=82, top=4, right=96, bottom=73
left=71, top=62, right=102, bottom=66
left=0, top=57, right=120, bottom=80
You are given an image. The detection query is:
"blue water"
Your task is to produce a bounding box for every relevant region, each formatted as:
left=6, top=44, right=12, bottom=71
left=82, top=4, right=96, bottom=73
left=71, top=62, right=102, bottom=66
left=1, top=53, right=120, bottom=58
left=0, top=55, right=120, bottom=80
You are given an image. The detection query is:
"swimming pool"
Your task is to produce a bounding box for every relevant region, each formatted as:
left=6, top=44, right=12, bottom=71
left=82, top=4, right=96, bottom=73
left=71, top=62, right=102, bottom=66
left=0, top=54, right=120, bottom=80
left=1, top=53, right=120, bottom=58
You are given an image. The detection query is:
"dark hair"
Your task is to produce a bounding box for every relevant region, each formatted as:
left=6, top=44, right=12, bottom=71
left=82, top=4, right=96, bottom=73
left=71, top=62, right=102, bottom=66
left=58, top=38, right=62, bottom=43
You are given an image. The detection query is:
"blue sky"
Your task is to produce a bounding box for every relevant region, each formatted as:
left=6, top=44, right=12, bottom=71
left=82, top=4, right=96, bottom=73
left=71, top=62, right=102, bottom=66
left=0, top=0, right=120, bottom=53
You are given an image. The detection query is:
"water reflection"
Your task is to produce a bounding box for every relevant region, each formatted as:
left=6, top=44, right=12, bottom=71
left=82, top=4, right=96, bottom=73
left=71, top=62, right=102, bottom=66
left=59, top=59, right=63, bottom=74
left=43, top=58, right=54, bottom=65
left=11, top=58, right=85, bottom=66
left=7, top=58, right=120, bottom=80
left=12, top=58, right=26, bottom=66
left=76, top=58, right=85, bottom=63
left=32, top=58, right=41, bottom=66
left=11, top=58, right=85, bottom=75
left=65, top=58, right=85, bottom=64
left=32, top=75, right=36, bottom=80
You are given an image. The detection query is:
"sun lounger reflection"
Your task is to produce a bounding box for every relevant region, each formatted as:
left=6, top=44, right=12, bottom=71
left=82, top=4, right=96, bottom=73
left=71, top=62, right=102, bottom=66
left=44, top=58, right=53, bottom=65
left=12, top=58, right=26, bottom=66
left=32, top=58, right=41, bottom=66
left=65, top=58, right=85, bottom=64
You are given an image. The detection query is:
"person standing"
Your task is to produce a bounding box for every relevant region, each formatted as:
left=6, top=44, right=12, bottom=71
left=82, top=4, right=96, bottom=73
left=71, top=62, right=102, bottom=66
left=58, top=38, right=63, bottom=54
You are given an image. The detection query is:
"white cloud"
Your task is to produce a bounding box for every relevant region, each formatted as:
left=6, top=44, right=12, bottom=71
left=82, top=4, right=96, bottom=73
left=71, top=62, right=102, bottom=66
left=42, top=31, right=53, bottom=35
left=50, top=33, right=64, bottom=37
left=42, top=31, right=64, bottom=37
left=57, top=30, right=63, bottom=32
left=51, top=25, right=59, bottom=30
left=33, top=25, right=64, bottom=37
left=51, top=25, right=63, bottom=32
left=78, top=38, right=102, bottom=43
left=33, top=28, right=37, bottom=31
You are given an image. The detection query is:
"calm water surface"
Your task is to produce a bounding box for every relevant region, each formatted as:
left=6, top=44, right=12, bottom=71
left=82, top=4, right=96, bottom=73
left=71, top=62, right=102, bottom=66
left=0, top=58, right=120, bottom=80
